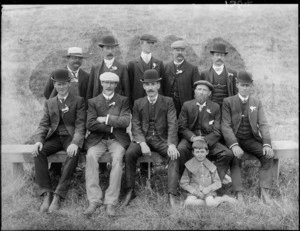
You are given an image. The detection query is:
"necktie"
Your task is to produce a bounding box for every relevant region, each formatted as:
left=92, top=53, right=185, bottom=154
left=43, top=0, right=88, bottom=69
left=242, top=99, right=247, bottom=104
left=59, top=98, right=65, bottom=104
left=196, top=102, right=206, bottom=112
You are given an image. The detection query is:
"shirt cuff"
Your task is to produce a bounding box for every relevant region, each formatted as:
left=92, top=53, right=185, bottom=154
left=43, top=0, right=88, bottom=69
left=190, top=135, right=195, bottom=142
left=229, top=143, right=239, bottom=149
left=105, top=114, right=109, bottom=125
left=263, top=144, right=272, bottom=148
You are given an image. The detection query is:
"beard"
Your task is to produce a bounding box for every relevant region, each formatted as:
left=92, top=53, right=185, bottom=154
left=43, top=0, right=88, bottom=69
left=195, top=94, right=207, bottom=104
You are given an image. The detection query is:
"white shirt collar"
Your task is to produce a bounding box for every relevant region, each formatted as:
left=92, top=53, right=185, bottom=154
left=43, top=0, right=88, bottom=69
left=58, top=93, right=69, bottom=101
left=212, top=64, right=224, bottom=75
left=103, top=92, right=114, bottom=100
left=238, top=93, right=249, bottom=102
left=67, top=66, right=79, bottom=77
left=196, top=101, right=206, bottom=107
left=141, top=52, right=152, bottom=63
left=174, top=59, right=184, bottom=66
left=104, top=58, right=115, bottom=68
left=147, top=95, right=158, bottom=104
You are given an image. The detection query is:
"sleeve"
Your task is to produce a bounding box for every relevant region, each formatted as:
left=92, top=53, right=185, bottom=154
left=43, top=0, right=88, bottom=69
left=34, top=101, right=51, bottom=144
left=107, top=97, right=131, bottom=129
left=167, top=99, right=178, bottom=146
left=203, top=169, right=222, bottom=193
left=178, top=103, right=195, bottom=141
left=43, top=75, right=54, bottom=99
left=257, top=100, right=271, bottom=146
left=86, top=99, right=111, bottom=133
left=204, top=105, right=222, bottom=147
left=180, top=168, right=199, bottom=196
left=131, top=101, right=146, bottom=143
left=71, top=97, right=87, bottom=148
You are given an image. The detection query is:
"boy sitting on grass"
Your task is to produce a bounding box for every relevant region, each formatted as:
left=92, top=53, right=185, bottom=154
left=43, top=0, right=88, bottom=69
left=180, top=140, right=237, bottom=207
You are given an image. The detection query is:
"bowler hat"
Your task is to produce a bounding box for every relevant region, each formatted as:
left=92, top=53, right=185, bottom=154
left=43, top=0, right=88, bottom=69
left=237, top=71, right=253, bottom=84
left=140, top=69, right=162, bottom=83
left=140, top=34, right=157, bottom=43
left=50, top=69, right=72, bottom=82
left=99, top=72, right=119, bottom=82
left=171, top=40, right=188, bottom=49
left=62, top=47, right=88, bottom=58
left=98, top=35, right=119, bottom=47
left=210, top=43, right=228, bottom=55
left=193, top=80, right=214, bottom=91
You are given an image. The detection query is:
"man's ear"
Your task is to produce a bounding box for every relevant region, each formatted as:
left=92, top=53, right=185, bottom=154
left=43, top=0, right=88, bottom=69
left=157, top=82, right=161, bottom=90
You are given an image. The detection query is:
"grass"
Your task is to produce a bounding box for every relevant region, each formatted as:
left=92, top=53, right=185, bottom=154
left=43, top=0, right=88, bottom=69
left=1, top=4, right=298, bottom=230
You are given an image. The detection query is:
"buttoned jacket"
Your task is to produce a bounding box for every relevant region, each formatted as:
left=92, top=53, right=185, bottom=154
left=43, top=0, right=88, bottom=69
left=86, top=60, right=130, bottom=100
left=178, top=99, right=222, bottom=147
left=163, top=60, right=200, bottom=106
left=34, top=93, right=86, bottom=148
left=221, top=94, right=271, bottom=148
left=127, top=56, right=165, bottom=106
left=85, top=93, right=131, bottom=150
left=131, top=94, right=178, bottom=146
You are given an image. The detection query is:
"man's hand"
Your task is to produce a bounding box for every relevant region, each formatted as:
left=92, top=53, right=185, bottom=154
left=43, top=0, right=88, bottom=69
left=201, top=187, right=211, bottom=195
left=193, top=189, right=205, bottom=199
left=140, top=142, right=151, bottom=156
left=231, top=145, right=244, bottom=159
left=67, top=143, right=78, bottom=157
left=192, top=136, right=206, bottom=142
left=167, top=144, right=180, bottom=160
left=97, top=116, right=107, bottom=124
left=32, top=142, right=43, bottom=157
left=263, top=146, right=274, bottom=159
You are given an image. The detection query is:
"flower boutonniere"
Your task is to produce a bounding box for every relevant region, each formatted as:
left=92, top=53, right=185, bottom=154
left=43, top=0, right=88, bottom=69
left=152, top=63, right=157, bottom=69
left=250, top=106, right=256, bottom=112
left=110, top=66, right=117, bottom=71
left=228, top=72, right=234, bottom=77
left=206, top=108, right=211, bottom=114
left=109, top=102, right=116, bottom=107
left=61, top=104, right=69, bottom=114
left=209, top=120, right=214, bottom=125
left=176, top=69, right=183, bottom=75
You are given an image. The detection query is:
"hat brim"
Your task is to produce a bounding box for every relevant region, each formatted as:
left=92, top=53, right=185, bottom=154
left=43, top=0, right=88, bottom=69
left=236, top=79, right=253, bottom=84
left=51, top=76, right=72, bottom=82
left=98, top=43, right=119, bottom=47
left=210, top=50, right=228, bottom=55
left=140, top=78, right=162, bottom=83
left=62, top=54, right=88, bottom=58
left=194, top=83, right=214, bottom=91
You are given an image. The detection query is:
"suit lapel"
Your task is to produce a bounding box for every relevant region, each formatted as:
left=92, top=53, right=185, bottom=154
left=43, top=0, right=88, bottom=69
left=224, top=66, right=232, bottom=94
left=49, top=96, right=60, bottom=120
left=154, top=95, right=162, bottom=120
left=142, top=97, right=150, bottom=122
left=208, top=67, right=214, bottom=83
left=169, top=62, right=176, bottom=76
left=136, top=57, right=144, bottom=73
left=233, top=94, right=242, bottom=117
left=191, top=99, right=199, bottom=126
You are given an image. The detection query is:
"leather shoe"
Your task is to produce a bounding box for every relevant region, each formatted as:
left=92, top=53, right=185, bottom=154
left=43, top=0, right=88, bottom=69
left=260, top=188, right=273, bottom=205
left=83, top=202, right=102, bottom=215
left=106, top=204, right=116, bottom=216
left=49, top=194, right=61, bottom=213
left=121, top=189, right=136, bottom=207
left=235, top=191, right=244, bottom=203
left=39, top=192, right=53, bottom=213
left=168, top=193, right=176, bottom=208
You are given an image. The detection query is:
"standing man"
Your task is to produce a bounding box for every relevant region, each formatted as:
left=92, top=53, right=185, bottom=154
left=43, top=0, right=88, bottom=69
left=127, top=34, right=165, bottom=106
left=44, top=47, right=90, bottom=100
left=86, top=35, right=130, bottom=100
left=221, top=71, right=274, bottom=204
left=163, top=40, right=200, bottom=117
left=200, top=43, right=238, bottom=107
left=43, top=47, right=89, bottom=177
left=32, top=69, right=86, bottom=213
left=169, top=80, right=234, bottom=203
left=83, top=72, right=131, bottom=216
left=121, top=69, right=180, bottom=207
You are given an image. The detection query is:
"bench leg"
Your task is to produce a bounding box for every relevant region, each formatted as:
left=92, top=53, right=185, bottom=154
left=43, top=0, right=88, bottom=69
left=272, top=159, right=280, bottom=187
left=12, top=163, right=25, bottom=178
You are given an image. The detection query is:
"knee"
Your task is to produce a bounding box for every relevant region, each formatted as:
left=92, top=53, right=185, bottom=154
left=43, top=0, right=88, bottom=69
left=112, top=153, right=124, bottom=167
left=205, top=197, right=218, bottom=207
left=86, top=149, right=97, bottom=161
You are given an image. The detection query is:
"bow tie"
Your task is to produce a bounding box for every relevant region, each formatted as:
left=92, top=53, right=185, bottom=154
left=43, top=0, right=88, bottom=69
left=241, top=99, right=248, bottom=104
left=196, top=102, right=206, bottom=111
left=58, top=98, right=65, bottom=104
left=70, top=71, right=78, bottom=82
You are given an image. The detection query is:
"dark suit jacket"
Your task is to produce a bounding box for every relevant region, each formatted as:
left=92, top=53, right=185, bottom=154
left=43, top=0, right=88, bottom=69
left=85, top=93, right=131, bottom=150
left=131, top=94, right=178, bottom=146
left=221, top=94, right=271, bottom=148
left=200, top=66, right=238, bottom=99
left=178, top=99, right=222, bottom=147
left=163, top=60, right=200, bottom=106
left=44, top=67, right=89, bottom=100
left=34, top=93, right=86, bottom=148
left=127, top=56, right=165, bottom=106
left=86, top=60, right=130, bottom=100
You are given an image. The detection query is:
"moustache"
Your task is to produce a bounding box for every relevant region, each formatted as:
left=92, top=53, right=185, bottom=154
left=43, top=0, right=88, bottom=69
left=147, top=90, right=155, bottom=93
left=177, top=54, right=184, bottom=58
left=217, top=59, right=223, bottom=62
left=107, top=53, right=113, bottom=57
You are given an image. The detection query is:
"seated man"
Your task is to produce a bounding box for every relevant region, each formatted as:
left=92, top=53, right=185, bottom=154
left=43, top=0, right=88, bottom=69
left=32, top=69, right=86, bottom=213
left=122, top=69, right=180, bottom=208
left=180, top=140, right=237, bottom=207
left=170, top=80, right=234, bottom=203
left=221, top=71, right=274, bottom=204
left=83, top=72, right=131, bottom=216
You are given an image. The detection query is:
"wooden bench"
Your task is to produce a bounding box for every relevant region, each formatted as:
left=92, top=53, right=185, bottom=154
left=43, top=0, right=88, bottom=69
left=1, top=140, right=298, bottom=186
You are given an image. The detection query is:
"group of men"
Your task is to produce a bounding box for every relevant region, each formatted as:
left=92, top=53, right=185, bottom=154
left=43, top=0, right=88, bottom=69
left=32, top=34, right=274, bottom=216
